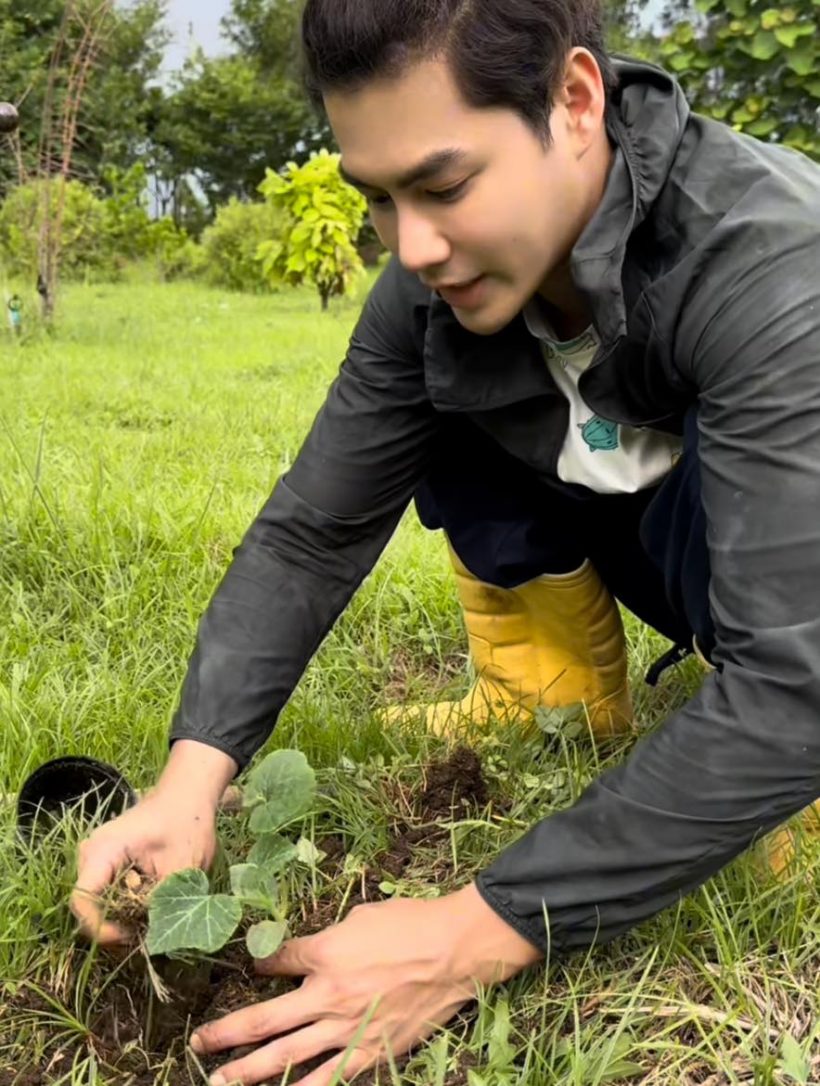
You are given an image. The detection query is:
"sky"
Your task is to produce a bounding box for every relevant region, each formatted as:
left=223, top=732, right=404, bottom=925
left=162, top=0, right=231, bottom=77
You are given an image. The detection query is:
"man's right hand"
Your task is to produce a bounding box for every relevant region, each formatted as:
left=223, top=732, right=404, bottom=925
left=70, top=740, right=238, bottom=946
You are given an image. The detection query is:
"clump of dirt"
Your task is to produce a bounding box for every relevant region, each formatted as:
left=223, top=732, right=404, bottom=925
left=104, top=867, right=156, bottom=938
left=5, top=748, right=493, bottom=1085
left=419, top=746, right=489, bottom=819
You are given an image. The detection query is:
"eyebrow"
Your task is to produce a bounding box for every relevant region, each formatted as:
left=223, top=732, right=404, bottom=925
left=339, top=148, right=469, bottom=192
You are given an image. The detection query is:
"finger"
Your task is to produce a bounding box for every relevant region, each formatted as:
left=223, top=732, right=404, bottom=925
left=191, top=985, right=326, bottom=1056
left=206, top=1020, right=345, bottom=1086
left=292, top=1048, right=371, bottom=1086
left=70, top=850, right=131, bottom=945
left=254, top=934, right=322, bottom=977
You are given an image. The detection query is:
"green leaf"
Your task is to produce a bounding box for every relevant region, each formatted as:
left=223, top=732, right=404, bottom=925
left=488, top=1000, right=515, bottom=1067
left=229, top=864, right=278, bottom=910
left=760, top=8, right=781, bottom=28
left=747, top=30, right=780, bottom=59
left=731, top=106, right=755, bottom=123
left=779, top=1034, right=810, bottom=1083
left=744, top=116, right=779, bottom=136
left=246, top=920, right=288, bottom=960
left=774, top=24, right=814, bottom=48
left=244, top=750, right=316, bottom=834
left=725, top=0, right=747, bottom=13
left=785, top=44, right=816, bottom=75
left=146, top=870, right=242, bottom=956
left=247, top=833, right=299, bottom=872
left=295, top=837, right=324, bottom=866
left=244, top=750, right=313, bottom=807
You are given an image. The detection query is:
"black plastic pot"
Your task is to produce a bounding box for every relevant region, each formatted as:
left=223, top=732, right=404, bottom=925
left=17, top=756, right=138, bottom=846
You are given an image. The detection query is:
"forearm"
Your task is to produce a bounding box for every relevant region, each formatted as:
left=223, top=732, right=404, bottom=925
left=170, top=477, right=408, bottom=769
left=477, top=665, right=820, bottom=953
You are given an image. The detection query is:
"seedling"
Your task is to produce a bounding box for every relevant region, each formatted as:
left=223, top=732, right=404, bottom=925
left=145, top=750, right=317, bottom=961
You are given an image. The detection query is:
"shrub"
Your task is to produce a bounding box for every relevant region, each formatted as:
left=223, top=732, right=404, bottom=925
left=200, top=198, right=285, bottom=293
left=0, top=178, right=114, bottom=281
left=146, top=218, right=204, bottom=282
left=258, top=149, right=368, bottom=310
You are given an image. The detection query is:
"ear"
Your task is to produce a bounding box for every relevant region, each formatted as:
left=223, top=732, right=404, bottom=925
left=557, top=48, right=607, bottom=156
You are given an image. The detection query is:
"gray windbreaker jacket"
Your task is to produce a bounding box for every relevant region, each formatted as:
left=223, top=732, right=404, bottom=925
left=171, top=59, right=820, bottom=952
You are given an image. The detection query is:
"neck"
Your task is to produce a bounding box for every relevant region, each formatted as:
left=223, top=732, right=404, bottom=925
left=536, top=130, right=615, bottom=341
left=536, top=267, right=590, bottom=340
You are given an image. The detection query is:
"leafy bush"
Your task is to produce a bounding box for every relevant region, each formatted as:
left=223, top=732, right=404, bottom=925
left=258, top=149, right=368, bottom=310
left=660, top=0, right=819, bottom=160
left=0, top=178, right=114, bottom=280
left=147, top=218, right=204, bottom=282
left=101, top=164, right=156, bottom=262
left=0, top=173, right=196, bottom=283
left=199, top=198, right=284, bottom=292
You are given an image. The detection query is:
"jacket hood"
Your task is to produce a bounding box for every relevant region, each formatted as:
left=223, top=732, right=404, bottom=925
left=572, top=57, right=690, bottom=345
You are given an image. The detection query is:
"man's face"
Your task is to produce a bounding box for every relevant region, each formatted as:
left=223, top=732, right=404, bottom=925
left=325, top=55, right=597, bottom=335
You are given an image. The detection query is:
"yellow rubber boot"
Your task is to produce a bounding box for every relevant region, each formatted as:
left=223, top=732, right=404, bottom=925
left=387, top=544, right=633, bottom=740
left=761, top=800, right=820, bottom=879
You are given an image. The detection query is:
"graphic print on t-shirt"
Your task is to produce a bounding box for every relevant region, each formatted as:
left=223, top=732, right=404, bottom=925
left=522, top=298, right=683, bottom=494
left=579, top=416, right=620, bottom=452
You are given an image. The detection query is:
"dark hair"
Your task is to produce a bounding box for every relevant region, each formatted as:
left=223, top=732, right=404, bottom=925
left=301, top=0, right=618, bottom=142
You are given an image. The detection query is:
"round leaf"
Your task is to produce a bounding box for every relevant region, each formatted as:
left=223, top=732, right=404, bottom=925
left=244, top=751, right=316, bottom=832
left=246, top=920, right=288, bottom=960
left=748, top=30, right=780, bottom=59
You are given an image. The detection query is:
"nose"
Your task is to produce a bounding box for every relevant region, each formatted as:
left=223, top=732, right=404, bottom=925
left=395, top=207, right=450, bottom=275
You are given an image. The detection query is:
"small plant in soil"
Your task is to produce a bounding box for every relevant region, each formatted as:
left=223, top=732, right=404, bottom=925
left=144, top=750, right=317, bottom=961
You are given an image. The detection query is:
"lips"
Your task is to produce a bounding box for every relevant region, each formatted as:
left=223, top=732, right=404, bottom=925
left=434, top=275, right=486, bottom=309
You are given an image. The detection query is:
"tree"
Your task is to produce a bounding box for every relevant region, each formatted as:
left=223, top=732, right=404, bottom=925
left=603, top=0, right=664, bottom=59
left=0, top=0, right=168, bottom=198
left=34, top=0, right=115, bottom=319
left=258, top=150, right=367, bottom=310
left=155, top=51, right=325, bottom=216
left=154, top=0, right=330, bottom=218
left=658, top=0, right=819, bottom=160
left=220, top=0, right=303, bottom=77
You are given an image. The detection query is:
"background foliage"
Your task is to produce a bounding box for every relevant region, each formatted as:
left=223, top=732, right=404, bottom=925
left=0, top=0, right=816, bottom=310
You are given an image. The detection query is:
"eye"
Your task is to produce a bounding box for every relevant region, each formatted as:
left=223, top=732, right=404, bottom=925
left=366, top=193, right=393, bottom=209
left=428, top=180, right=469, bottom=203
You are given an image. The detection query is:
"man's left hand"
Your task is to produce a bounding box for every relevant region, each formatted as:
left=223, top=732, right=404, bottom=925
left=190, top=881, right=542, bottom=1086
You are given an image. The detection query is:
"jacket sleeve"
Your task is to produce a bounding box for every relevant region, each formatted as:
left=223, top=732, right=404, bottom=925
left=169, top=259, right=437, bottom=770
left=476, top=218, right=820, bottom=952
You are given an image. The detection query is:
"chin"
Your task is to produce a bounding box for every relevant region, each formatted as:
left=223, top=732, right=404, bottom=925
left=452, top=298, right=520, bottom=337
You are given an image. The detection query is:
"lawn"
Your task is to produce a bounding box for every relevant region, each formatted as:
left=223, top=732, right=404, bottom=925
left=0, top=276, right=817, bottom=1085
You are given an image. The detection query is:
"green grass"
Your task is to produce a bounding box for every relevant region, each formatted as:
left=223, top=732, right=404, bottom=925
left=0, top=276, right=817, bottom=1085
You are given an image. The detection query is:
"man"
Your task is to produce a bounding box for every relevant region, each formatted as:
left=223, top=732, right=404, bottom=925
left=72, top=1, right=820, bottom=1083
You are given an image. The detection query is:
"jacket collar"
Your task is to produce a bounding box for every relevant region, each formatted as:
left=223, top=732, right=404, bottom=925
left=423, top=59, right=690, bottom=413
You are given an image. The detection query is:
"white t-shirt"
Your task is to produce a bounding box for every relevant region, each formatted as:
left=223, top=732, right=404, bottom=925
left=523, top=300, right=682, bottom=495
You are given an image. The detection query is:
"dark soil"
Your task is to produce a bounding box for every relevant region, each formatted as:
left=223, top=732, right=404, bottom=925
left=3, top=748, right=492, bottom=1085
